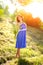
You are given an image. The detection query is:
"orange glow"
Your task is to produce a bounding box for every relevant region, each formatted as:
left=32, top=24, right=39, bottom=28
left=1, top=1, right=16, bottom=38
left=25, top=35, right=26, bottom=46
left=17, top=0, right=43, bottom=21
left=18, top=0, right=32, bottom=6
left=18, top=10, right=41, bottom=28
left=24, top=2, right=43, bottom=21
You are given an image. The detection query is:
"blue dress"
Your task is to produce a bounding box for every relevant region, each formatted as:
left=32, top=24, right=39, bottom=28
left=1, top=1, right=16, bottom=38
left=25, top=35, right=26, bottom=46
left=16, top=23, right=26, bottom=48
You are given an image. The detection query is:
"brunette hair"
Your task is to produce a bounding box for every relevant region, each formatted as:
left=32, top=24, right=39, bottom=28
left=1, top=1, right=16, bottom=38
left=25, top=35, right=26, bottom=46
left=17, top=15, right=23, bottom=23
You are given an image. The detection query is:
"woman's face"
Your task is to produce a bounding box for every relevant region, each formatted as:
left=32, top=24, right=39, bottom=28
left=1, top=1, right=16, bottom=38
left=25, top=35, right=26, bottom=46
left=17, top=16, right=23, bottom=22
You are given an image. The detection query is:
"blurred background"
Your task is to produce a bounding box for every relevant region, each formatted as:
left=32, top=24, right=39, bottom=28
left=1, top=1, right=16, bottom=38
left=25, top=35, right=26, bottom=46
left=0, top=0, right=43, bottom=65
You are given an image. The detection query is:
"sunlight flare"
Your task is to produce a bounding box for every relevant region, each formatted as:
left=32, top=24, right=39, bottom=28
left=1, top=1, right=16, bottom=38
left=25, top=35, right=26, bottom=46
left=1, top=0, right=43, bottom=21
left=24, top=2, right=43, bottom=21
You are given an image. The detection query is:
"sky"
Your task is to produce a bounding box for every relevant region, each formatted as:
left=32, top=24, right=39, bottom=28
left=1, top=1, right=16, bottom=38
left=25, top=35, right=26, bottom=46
left=0, top=0, right=43, bottom=21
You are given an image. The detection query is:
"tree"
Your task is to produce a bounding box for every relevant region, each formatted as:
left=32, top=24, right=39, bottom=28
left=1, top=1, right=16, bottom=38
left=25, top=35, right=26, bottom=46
left=4, top=6, right=9, bottom=16
left=33, top=17, right=41, bottom=28
left=10, top=9, right=18, bottom=22
left=0, top=5, right=3, bottom=9
left=0, top=5, right=4, bottom=17
left=17, top=10, right=42, bottom=28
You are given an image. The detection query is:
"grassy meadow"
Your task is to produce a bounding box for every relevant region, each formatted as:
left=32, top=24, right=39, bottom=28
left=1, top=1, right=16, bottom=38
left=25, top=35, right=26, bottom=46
left=0, top=18, right=43, bottom=65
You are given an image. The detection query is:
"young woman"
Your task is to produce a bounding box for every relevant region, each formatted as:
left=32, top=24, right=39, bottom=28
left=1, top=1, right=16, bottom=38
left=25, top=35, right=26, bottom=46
left=16, top=15, right=27, bottom=58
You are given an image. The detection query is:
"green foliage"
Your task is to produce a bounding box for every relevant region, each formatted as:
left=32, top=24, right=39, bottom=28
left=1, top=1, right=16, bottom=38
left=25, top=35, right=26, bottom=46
left=0, top=0, right=43, bottom=65
left=11, top=9, right=18, bottom=22
left=4, top=6, right=9, bottom=16
left=40, top=25, right=43, bottom=30
left=13, top=24, right=19, bottom=37
left=0, top=9, right=4, bottom=17
left=0, top=18, right=3, bottom=21
left=18, top=58, right=32, bottom=65
left=0, top=5, right=3, bottom=9
left=0, top=19, right=43, bottom=65
left=0, top=57, right=7, bottom=64
left=0, top=4, right=9, bottom=18
left=18, top=57, right=42, bottom=65
left=40, top=22, right=43, bottom=30
left=38, top=46, right=43, bottom=54
left=6, top=56, right=14, bottom=61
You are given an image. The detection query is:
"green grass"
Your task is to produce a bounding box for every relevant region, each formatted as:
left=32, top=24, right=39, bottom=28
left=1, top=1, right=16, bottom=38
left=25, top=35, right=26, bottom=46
left=0, top=21, right=43, bottom=65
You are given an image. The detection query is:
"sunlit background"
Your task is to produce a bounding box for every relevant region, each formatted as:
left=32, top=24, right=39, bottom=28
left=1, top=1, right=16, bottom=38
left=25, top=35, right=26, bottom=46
left=0, top=1, right=43, bottom=65
left=0, top=0, right=43, bottom=21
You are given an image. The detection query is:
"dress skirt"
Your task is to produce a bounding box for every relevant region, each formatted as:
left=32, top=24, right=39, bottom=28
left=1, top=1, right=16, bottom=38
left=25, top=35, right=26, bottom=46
left=16, top=30, right=26, bottom=48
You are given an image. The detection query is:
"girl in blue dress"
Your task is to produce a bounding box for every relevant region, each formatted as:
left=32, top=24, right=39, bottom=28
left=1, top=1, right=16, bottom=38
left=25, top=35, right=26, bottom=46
left=16, top=15, right=27, bottom=58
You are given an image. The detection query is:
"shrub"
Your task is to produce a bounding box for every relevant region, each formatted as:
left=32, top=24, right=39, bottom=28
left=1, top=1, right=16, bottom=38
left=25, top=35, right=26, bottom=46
left=0, top=57, right=6, bottom=64
left=18, top=58, right=33, bottom=65
left=6, top=55, right=14, bottom=61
